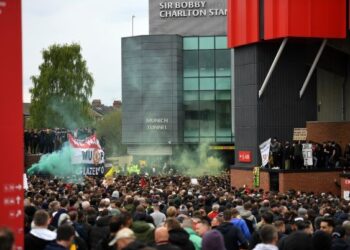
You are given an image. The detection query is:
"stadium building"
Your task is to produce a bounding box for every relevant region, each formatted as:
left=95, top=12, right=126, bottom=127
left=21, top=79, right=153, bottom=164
left=122, top=0, right=234, bottom=165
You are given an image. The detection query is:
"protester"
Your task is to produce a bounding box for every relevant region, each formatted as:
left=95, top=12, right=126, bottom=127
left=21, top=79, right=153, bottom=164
left=44, top=224, right=76, bottom=250
left=0, top=228, right=15, bottom=250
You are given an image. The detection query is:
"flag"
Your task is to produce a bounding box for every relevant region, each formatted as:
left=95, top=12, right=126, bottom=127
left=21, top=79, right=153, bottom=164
left=259, top=138, right=271, bottom=167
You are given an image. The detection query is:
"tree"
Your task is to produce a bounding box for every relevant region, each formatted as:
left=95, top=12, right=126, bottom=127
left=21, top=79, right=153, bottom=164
left=29, top=43, right=94, bottom=129
left=95, top=109, right=126, bottom=157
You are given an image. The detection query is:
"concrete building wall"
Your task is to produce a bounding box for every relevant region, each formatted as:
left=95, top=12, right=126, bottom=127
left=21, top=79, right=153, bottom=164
left=122, top=35, right=183, bottom=145
left=149, top=0, right=227, bottom=36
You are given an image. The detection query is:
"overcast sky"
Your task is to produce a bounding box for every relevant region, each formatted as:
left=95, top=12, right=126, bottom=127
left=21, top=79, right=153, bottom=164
left=22, top=0, right=149, bottom=105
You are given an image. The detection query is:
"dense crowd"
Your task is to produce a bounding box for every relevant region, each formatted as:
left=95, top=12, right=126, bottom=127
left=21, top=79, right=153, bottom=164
left=24, top=128, right=100, bottom=155
left=2, top=173, right=346, bottom=250
left=268, top=138, right=350, bottom=170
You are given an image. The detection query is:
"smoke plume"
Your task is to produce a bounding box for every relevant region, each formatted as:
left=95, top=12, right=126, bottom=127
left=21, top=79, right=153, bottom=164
left=27, top=143, right=84, bottom=182
left=172, top=143, right=224, bottom=176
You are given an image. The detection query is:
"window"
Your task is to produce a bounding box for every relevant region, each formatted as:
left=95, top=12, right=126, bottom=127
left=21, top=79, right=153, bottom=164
left=200, top=100, right=215, bottom=137
left=184, top=51, right=198, bottom=77
left=216, top=78, right=231, bottom=90
left=183, top=37, right=198, bottom=50
left=199, top=37, right=214, bottom=50
left=184, top=78, right=198, bottom=90
left=216, top=90, right=231, bottom=100
left=215, top=36, right=227, bottom=49
left=200, top=78, right=214, bottom=90
left=199, top=50, right=214, bottom=77
left=184, top=91, right=198, bottom=101
left=216, top=50, right=231, bottom=76
left=216, top=100, right=231, bottom=137
left=183, top=36, right=233, bottom=142
left=184, top=101, right=199, bottom=137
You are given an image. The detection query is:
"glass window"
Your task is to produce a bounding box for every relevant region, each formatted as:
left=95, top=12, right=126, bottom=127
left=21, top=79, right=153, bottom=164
left=183, top=37, right=198, bottom=50
left=216, top=50, right=231, bottom=76
left=215, top=36, right=227, bottom=49
left=216, top=78, right=231, bottom=90
left=184, top=137, right=199, bottom=142
left=184, top=101, right=199, bottom=137
left=216, top=100, right=231, bottom=137
left=200, top=78, right=214, bottom=90
left=184, top=51, right=198, bottom=77
left=216, top=90, right=231, bottom=100
left=199, top=37, right=214, bottom=49
left=216, top=137, right=232, bottom=142
left=199, top=50, right=214, bottom=77
left=184, top=91, right=198, bottom=101
left=200, top=100, right=215, bottom=137
left=184, top=78, right=198, bottom=90
left=200, top=91, right=215, bottom=100
left=200, top=137, right=215, bottom=142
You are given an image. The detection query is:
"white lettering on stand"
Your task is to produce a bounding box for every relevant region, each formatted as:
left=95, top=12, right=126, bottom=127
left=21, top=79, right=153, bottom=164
left=159, top=1, right=226, bottom=18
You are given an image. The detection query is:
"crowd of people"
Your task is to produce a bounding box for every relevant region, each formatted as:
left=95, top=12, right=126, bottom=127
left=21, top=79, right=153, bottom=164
left=24, top=128, right=99, bottom=155
left=1, top=173, right=346, bottom=250
left=269, top=138, right=350, bottom=170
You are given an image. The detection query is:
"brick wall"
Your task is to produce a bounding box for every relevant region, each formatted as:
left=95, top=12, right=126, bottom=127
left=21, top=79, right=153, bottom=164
left=231, top=168, right=342, bottom=195
left=307, top=121, right=350, bottom=151
left=231, top=168, right=270, bottom=191
left=279, top=170, right=342, bottom=195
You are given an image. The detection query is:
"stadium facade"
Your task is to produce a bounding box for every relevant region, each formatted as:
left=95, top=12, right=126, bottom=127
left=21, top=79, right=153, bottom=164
left=122, top=0, right=350, bottom=169
left=122, top=0, right=234, bottom=164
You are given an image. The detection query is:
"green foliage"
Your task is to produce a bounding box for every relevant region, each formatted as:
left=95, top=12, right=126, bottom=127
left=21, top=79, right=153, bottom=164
left=29, top=43, right=94, bottom=129
left=95, top=109, right=126, bottom=157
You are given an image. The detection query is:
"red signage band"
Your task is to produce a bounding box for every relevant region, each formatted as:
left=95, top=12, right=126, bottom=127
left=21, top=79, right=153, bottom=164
left=0, top=0, right=24, bottom=249
left=238, top=151, right=252, bottom=163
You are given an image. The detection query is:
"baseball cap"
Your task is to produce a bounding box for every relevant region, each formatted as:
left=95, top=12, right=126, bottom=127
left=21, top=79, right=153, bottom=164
left=108, top=228, right=135, bottom=246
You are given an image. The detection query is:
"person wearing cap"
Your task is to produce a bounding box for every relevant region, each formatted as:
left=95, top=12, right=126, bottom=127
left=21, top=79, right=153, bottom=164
left=109, top=228, right=136, bottom=250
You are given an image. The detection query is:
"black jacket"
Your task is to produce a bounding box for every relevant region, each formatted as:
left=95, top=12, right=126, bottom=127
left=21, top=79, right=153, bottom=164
left=169, top=228, right=195, bottom=250
left=89, top=216, right=111, bottom=250
left=24, top=229, right=56, bottom=250
left=44, top=242, right=67, bottom=250
left=216, top=222, right=248, bottom=250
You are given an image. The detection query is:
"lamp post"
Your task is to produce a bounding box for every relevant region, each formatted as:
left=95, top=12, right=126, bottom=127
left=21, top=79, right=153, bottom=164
left=132, top=15, right=135, bottom=36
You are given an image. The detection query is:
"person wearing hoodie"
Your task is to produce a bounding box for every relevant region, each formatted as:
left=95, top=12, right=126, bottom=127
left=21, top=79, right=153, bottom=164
left=252, top=225, right=278, bottom=250
left=182, top=218, right=202, bottom=250
left=241, top=203, right=257, bottom=234
left=216, top=210, right=248, bottom=250
left=131, top=213, right=155, bottom=245
left=25, top=210, right=57, bottom=250
left=202, top=230, right=226, bottom=250
left=231, top=208, right=251, bottom=241
left=44, top=225, right=75, bottom=250
left=168, top=228, right=195, bottom=250
left=89, top=209, right=111, bottom=250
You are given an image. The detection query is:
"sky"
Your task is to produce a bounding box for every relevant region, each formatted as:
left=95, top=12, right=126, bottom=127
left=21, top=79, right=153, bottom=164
left=22, top=0, right=149, bottom=105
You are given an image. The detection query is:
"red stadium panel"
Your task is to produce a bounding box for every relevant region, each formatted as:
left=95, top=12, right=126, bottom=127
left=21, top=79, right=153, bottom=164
left=264, top=0, right=346, bottom=40
left=227, top=0, right=260, bottom=48
left=0, top=0, right=24, bottom=249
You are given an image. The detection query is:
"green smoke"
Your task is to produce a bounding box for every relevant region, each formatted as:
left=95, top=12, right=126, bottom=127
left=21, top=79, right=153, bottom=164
left=172, top=143, right=224, bottom=177
left=27, top=143, right=84, bottom=182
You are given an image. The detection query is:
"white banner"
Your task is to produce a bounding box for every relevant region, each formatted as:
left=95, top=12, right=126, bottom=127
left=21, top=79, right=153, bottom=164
left=71, top=148, right=105, bottom=165
left=302, top=143, right=313, bottom=166
left=68, top=134, right=105, bottom=165
left=259, top=138, right=271, bottom=167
